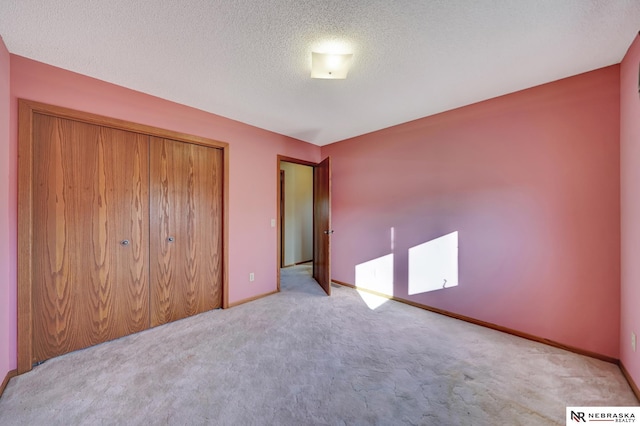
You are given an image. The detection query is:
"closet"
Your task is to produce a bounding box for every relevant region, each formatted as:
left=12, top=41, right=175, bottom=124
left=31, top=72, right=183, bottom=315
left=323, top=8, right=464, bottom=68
left=19, top=101, right=226, bottom=370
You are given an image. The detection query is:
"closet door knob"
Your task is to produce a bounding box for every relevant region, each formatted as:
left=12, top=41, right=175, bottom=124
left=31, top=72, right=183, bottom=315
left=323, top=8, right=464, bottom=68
left=167, top=236, right=175, bottom=243
left=120, top=239, right=130, bottom=246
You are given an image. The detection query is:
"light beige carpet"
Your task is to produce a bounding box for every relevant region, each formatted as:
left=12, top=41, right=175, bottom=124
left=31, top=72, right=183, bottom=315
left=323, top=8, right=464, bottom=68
left=0, top=265, right=636, bottom=425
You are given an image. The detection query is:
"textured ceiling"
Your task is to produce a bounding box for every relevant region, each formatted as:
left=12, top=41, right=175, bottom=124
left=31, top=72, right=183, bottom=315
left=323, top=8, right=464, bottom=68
left=1, top=1, right=639, bottom=146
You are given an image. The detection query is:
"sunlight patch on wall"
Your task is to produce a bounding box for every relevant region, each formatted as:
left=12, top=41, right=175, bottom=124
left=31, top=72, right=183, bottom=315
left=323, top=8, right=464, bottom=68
left=408, top=231, right=458, bottom=295
left=355, top=253, right=394, bottom=309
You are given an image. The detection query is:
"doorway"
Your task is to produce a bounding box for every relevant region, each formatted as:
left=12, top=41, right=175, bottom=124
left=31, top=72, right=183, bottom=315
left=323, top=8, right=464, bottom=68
left=280, top=161, right=314, bottom=268
left=277, top=155, right=332, bottom=295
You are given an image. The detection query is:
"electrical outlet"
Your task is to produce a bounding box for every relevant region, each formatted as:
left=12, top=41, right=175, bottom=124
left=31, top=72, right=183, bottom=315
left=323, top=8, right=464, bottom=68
left=632, top=332, right=637, bottom=352
left=249, top=273, right=255, bottom=282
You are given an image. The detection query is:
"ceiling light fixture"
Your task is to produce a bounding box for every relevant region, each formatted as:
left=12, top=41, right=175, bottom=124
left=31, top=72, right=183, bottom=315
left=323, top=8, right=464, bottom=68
left=311, top=52, right=353, bottom=79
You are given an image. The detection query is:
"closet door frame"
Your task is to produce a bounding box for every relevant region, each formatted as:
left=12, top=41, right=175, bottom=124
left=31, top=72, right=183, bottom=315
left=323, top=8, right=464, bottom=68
left=17, top=99, right=229, bottom=374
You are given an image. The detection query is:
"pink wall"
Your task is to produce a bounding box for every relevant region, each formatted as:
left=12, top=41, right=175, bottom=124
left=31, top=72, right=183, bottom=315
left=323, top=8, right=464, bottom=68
left=0, top=38, right=14, bottom=377
left=322, top=66, right=621, bottom=358
left=4, top=55, right=320, bottom=370
left=620, top=33, right=640, bottom=386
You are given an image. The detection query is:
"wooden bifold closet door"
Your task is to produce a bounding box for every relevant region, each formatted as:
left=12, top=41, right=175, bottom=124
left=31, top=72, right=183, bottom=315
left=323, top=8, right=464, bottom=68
left=32, top=114, right=150, bottom=362
left=150, top=137, right=223, bottom=326
left=30, top=112, right=223, bottom=365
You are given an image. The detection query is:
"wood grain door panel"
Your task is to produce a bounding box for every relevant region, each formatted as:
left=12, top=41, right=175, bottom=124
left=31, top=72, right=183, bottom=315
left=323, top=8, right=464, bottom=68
left=313, top=157, right=331, bottom=295
left=32, top=114, right=150, bottom=363
left=150, top=137, right=223, bottom=326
